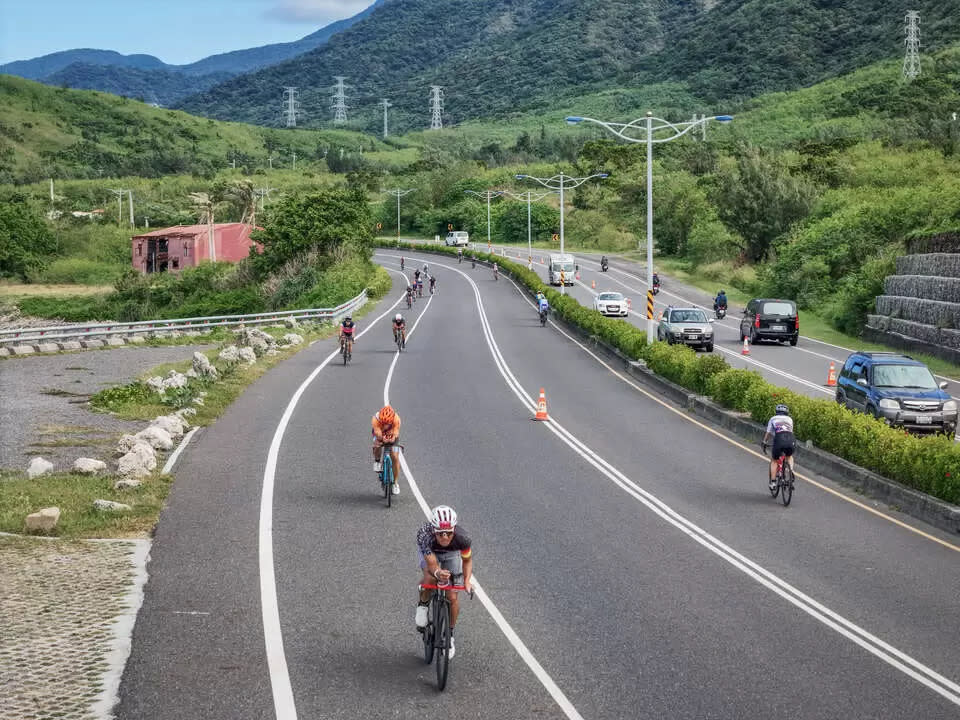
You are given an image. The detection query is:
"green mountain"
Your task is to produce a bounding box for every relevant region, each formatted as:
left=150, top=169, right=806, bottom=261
left=176, top=0, right=960, bottom=132
left=43, top=64, right=233, bottom=107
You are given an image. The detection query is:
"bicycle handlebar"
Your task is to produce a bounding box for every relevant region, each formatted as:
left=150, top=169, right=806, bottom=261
left=420, top=583, right=473, bottom=597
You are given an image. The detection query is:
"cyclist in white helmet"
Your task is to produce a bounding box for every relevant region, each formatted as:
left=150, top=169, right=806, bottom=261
left=415, top=505, right=473, bottom=658
left=762, top=403, right=796, bottom=490
left=392, top=313, right=406, bottom=347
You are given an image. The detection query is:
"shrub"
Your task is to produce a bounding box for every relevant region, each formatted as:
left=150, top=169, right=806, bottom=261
left=709, top=369, right=767, bottom=411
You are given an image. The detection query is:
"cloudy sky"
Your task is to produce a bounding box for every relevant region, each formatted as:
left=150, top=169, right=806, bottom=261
left=0, top=0, right=376, bottom=65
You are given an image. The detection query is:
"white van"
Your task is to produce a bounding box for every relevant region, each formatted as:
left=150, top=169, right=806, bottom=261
left=548, top=253, right=575, bottom=285
left=445, top=231, right=469, bottom=247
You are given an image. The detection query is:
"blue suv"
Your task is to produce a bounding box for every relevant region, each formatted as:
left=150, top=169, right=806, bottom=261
left=835, top=352, right=956, bottom=434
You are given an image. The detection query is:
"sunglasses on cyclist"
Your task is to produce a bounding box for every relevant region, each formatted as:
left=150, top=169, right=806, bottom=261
left=434, top=530, right=454, bottom=537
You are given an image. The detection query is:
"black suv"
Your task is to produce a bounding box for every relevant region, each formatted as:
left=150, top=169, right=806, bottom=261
left=740, top=298, right=799, bottom=346
left=835, top=351, right=956, bottom=434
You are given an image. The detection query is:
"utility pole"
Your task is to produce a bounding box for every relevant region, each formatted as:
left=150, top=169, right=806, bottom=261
left=380, top=99, right=391, bottom=139
left=332, top=76, right=348, bottom=124
left=903, top=11, right=921, bottom=81
left=292, top=151, right=297, bottom=171
left=282, top=86, right=301, bottom=127
left=382, top=188, right=415, bottom=241
left=127, top=190, right=134, bottom=226
left=49, top=178, right=54, bottom=203
left=429, top=86, right=443, bottom=130
left=109, top=189, right=125, bottom=226
left=268, top=155, right=273, bottom=170
left=254, top=187, right=275, bottom=213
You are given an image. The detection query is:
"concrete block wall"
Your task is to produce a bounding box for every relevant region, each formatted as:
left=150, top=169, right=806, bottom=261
left=867, top=246, right=960, bottom=364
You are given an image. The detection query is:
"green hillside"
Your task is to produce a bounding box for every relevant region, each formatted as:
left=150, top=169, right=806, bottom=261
left=177, top=0, right=960, bottom=133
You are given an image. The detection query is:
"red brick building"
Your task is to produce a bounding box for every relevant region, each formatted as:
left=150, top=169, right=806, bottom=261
left=131, top=223, right=261, bottom=274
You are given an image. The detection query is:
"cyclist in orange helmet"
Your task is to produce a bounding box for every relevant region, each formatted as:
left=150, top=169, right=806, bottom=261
left=372, top=405, right=402, bottom=495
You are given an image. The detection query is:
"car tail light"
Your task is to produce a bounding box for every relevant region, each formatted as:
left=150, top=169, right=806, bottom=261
left=754, top=314, right=761, bottom=328
left=795, top=314, right=800, bottom=330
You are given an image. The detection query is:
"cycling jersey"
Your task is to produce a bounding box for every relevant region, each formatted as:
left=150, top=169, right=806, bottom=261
left=372, top=410, right=401, bottom=443
left=538, top=298, right=549, bottom=312
left=765, top=414, right=794, bottom=435
left=393, top=319, right=406, bottom=328
left=416, top=522, right=472, bottom=559
left=340, top=320, right=355, bottom=335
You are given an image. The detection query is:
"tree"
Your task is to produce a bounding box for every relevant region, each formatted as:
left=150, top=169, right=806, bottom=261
left=250, top=188, right=372, bottom=276
left=713, top=147, right=816, bottom=261
left=0, top=200, right=56, bottom=280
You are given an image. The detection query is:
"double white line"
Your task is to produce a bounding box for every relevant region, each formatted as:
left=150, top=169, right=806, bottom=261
left=409, top=254, right=960, bottom=709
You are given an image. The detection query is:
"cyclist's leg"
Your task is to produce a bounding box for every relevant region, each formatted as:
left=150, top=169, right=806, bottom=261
left=769, top=452, right=780, bottom=482
left=390, top=446, right=401, bottom=484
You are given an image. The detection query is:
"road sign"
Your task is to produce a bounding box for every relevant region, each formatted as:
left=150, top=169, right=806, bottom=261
left=448, top=223, right=453, bottom=231
left=376, top=222, right=382, bottom=230
left=552, top=233, right=559, bottom=242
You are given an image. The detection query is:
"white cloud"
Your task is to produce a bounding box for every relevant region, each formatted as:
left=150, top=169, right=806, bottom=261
left=265, top=0, right=374, bottom=24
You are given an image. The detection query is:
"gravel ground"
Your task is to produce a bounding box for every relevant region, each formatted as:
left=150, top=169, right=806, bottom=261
left=0, top=345, right=213, bottom=471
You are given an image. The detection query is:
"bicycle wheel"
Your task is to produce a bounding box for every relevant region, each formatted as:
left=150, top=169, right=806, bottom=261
left=383, top=454, right=392, bottom=506
left=422, top=595, right=435, bottom=664
left=436, top=599, right=451, bottom=691
left=781, top=464, right=794, bottom=507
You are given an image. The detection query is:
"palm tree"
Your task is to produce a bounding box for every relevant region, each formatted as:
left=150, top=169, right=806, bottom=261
left=225, top=180, right=257, bottom=226
left=189, top=191, right=216, bottom=262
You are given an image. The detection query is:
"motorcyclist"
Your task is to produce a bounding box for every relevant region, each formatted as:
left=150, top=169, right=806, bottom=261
left=652, top=272, right=661, bottom=292
left=714, top=290, right=728, bottom=313
left=600, top=255, right=609, bottom=271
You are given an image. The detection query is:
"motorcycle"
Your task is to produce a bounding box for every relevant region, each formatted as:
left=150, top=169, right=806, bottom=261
left=715, top=305, right=727, bottom=320
left=652, top=283, right=661, bottom=296
left=600, top=260, right=609, bottom=272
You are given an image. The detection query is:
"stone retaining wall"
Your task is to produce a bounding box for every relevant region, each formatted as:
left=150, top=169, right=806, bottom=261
left=868, top=249, right=960, bottom=365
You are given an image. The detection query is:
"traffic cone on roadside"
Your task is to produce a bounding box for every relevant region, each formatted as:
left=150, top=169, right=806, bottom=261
left=826, top=362, right=837, bottom=387
left=741, top=336, right=750, bottom=356
left=534, top=388, right=548, bottom=421
left=591, top=279, right=596, bottom=289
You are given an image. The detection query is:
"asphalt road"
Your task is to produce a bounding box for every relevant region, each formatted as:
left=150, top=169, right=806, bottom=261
left=432, top=239, right=959, bottom=403
left=116, top=253, right=960, bottom=719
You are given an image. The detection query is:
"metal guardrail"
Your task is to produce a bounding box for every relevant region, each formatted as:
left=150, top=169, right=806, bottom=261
left=0, top=290, right=368, bottom=345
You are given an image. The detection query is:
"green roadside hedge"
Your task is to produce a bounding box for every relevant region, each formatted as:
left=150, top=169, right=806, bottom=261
left=383, top=242, right=960, bottom=505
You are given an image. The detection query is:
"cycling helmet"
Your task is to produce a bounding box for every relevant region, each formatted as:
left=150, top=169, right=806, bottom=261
left=378, top=405, right=396, bottom=424
left=344, top=315, right=352, bottom=322
left=395, top=313, right=403, bottom=322
left=430, top=505, right=458, bottom=531
left=775, top=404, right=790, bottom=416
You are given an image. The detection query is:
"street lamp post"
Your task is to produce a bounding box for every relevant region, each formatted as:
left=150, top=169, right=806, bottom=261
left=464, top=189, right=503, bottom=251
left=501, top=189, right=558, bottom=269
left=382, top=188, right=415, bottom=243
left=566, top=112, right=732, bottom=342
left=515, top=171, right=608, bottom=293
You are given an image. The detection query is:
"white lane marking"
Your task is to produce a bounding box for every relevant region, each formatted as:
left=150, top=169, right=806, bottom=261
left=391, top=251, right=960, bottom=708
left=171, top=611, right=212, bottom=616
left=91, top=540, right=152, bottom=720
left=259, top=277, right=408, bottom=720
left=375, top=268, right=585, bottom=720
left=162, top=427, right=198, bottom=474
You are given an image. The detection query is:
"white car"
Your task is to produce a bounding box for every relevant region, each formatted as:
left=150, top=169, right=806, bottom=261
left=593, top=291, right=629, bottom=317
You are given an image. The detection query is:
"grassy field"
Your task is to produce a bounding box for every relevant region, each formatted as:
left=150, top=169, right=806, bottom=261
left=0, top=282, right=113, bottom=298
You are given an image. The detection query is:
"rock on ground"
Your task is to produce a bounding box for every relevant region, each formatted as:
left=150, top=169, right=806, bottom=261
left=27, top=457, right=54, bottom=478
left=73, top=458, right=107, bottom=475
left=25, top=507, right=60, bottom=532
left=134, top=425, right=173, bottom=451
left=93, top=499, right=131, bottom=511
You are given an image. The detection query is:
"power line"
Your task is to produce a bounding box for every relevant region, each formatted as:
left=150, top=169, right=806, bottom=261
left=429, top=85, right=443, bottom=130
left=903, top=10, right=921, bottom=81
left=332, top=76, right=349, bottom=124
left=282, top=87, right=302, bottom=127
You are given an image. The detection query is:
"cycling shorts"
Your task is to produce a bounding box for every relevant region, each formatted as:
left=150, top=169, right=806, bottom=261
left=772, top=431, right=796, bottom=459
left=418, top=549, right=463, bottom=583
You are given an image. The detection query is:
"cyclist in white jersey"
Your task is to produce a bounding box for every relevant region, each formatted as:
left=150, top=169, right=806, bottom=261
left=762, top=403, right=796, bottom=490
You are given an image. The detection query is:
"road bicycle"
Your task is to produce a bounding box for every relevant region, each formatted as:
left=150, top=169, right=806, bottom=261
left=394, top=327, right=405, bottom=352
left=762, top=442, right=795, bottom=506
left=340, top=337, right=353, bottom=366
left=419, top=582, right=472, bottom=691
left=377, top=443, right=402, bottom=507
left=539, top=308, right=548, bottom=327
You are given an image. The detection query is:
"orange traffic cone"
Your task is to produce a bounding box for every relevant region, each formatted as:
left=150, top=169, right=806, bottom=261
left=826, top=362, right=837, bottom=387
left=627, top=298, right=632, bottom=310
left=534, top=388, right=548, bottom=421
left=741, top=336, right=750, bottom=356
left=591, top=279, right=596, bottom=289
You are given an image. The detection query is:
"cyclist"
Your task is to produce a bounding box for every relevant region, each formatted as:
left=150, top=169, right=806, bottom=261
left=429, top=275, right=437, bottom=294
left=423, top=263, right=429, bottom=277
left=406, top=284, right=415, bottom=308
left=393, top=313, right=406, bottom=347
left=416, top=276, right=424, bottom=297
left=339, top=315, right=356, bottom=355
left=415, top=505, right=473, bottom=659
left=714, top=290, right=728, bottom=313
left=413, top=268, right=421, bottom=284
left=470, top=255, right=476, bottom=269
left=762, top=403, right=796, bottom=490
left=492, top=262, right=499, bottom=281
left=372, top=405, right=402, bottom=495
left=457, top=248, right=463, bottom=263
left=537, top=292, right=550, bottom=322
left=400, top=257, right=405, bottom=271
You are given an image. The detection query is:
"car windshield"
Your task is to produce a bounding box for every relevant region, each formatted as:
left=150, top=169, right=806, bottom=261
left=670, top=310, right=707, bottom=323
left=598, top=293, right=623, bottom=301
left=761, top=302, right=795, bottom=316
left=872, top=364, right=938, bottom=389
left=553, top=262, right=574, bottom=272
